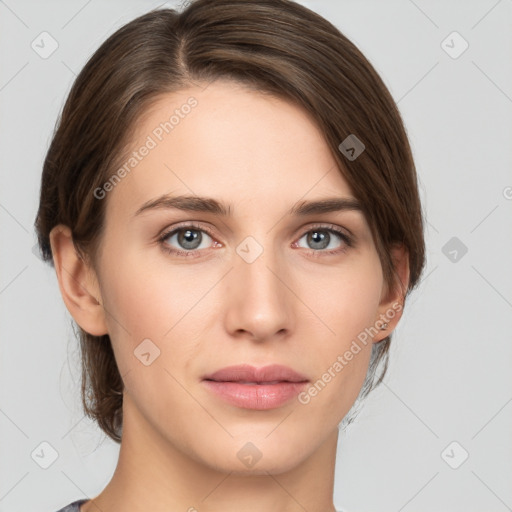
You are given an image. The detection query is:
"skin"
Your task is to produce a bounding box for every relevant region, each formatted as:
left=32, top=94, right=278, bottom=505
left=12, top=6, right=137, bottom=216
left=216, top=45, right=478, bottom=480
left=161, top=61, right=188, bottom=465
left=50, top=80, right=409, bottom=512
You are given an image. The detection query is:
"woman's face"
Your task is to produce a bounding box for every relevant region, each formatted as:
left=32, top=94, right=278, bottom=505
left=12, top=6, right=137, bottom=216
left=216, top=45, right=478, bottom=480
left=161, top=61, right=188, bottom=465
left=86, top=80, right=400, bottom=474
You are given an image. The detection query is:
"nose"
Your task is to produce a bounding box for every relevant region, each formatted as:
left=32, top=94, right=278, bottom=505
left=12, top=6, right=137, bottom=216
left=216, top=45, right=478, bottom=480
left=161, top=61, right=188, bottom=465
left=223, top=244, right=295, bottom=343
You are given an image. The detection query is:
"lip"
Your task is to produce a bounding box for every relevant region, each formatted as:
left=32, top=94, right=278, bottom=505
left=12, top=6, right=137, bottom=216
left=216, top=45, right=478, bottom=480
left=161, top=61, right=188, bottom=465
left=202, top=364, right=309, bottom=410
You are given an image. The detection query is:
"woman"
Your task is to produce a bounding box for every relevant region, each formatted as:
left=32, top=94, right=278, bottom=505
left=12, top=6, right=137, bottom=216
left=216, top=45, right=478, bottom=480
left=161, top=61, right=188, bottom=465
left=35, top=0, right=425, bottom=510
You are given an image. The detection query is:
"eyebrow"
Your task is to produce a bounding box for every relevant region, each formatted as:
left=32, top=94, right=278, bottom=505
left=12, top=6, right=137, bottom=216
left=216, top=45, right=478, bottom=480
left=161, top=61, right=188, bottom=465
left=133, top=194, right=362, bottom=218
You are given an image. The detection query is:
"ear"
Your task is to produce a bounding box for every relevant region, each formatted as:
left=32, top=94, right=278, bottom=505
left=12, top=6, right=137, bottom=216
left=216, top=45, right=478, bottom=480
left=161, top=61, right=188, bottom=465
left=49, top=224, right=108, bottom=336
left=373, top=243, right=410, bottom=343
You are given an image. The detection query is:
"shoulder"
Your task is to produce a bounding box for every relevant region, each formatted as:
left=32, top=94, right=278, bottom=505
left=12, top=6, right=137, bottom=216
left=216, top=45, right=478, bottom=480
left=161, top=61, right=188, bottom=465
left=53, top=498, right=89, bottom=512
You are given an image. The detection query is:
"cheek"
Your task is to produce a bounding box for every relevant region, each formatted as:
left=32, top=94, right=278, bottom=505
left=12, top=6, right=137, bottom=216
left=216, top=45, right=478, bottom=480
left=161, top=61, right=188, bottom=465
left=302, top=255, right=384, bottom=342
left=97, top=252, right=211, bottom=427
left=293, top=258, right=383, bottom=421
left=98, top=247, right=216, bottom=373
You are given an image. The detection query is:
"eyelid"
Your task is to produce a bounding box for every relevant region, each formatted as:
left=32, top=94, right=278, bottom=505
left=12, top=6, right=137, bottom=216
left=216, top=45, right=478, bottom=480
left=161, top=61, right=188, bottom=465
left=156, top=221, right=216, bottom=242
left=301, top=222, right=352, bottom=241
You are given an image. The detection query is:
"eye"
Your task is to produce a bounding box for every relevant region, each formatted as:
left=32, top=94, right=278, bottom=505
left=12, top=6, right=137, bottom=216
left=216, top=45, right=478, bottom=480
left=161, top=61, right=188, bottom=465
left=158, top=223, right=218, bottom=258
left=293, top=224, right=353, bottom=256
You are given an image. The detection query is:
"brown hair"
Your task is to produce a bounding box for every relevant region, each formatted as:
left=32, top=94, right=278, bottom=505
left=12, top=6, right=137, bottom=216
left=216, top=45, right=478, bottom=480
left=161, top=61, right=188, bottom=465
left=35, top=0, right=425, bottom=443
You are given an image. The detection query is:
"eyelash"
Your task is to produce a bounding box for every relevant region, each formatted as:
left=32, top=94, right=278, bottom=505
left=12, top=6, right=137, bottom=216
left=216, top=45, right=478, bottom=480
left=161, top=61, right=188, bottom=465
left=157, top=222, right=354, bottom=259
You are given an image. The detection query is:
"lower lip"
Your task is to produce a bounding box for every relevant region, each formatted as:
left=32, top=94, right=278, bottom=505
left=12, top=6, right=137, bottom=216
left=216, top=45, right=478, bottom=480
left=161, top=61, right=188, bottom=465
left=202, top=380, right=308, bottom=410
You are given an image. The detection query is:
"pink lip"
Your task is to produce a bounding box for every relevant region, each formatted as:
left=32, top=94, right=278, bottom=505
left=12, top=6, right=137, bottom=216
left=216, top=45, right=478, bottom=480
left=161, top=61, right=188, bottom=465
left=202, top=364, right=308, bottom=410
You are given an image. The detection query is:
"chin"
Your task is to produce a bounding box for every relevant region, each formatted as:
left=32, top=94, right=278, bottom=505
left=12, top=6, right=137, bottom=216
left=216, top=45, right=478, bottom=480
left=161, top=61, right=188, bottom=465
left=197, top=436, right=311, bottom=476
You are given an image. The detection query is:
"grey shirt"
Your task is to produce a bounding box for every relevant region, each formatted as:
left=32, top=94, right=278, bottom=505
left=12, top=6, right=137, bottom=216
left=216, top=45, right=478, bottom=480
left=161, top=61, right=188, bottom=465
left=54, top=499, right=88, bottom=512
left=54, top=498, right=344, bottom=511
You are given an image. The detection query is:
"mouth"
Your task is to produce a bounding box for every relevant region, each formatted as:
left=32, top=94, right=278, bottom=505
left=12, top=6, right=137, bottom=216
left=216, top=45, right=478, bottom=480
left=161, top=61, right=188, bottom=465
left=202, top=364, right=309, bottom=410
left=205, top=380, right=286, bottom=385
left=202, top=363, right=308, bottom=384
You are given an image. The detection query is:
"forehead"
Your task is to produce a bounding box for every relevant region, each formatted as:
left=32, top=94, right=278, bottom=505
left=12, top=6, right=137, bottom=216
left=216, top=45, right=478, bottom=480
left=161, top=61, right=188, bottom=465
left=104, top=80, right=355, bottom=220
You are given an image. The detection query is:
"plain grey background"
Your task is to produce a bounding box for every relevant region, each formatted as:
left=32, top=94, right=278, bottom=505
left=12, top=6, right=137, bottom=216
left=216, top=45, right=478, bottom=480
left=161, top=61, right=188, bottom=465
left=1, top=1, right=511, bottom=511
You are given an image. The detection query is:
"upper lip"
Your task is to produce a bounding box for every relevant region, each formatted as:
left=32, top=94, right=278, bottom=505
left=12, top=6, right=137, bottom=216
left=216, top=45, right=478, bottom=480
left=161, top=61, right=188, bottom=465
left=203, top=364, right=308, bottom=383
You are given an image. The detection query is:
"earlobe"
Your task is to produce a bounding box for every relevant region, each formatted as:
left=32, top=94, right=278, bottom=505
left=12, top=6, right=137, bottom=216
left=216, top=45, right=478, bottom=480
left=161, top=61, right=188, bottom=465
left=373, top=244, right=410, bottom=343
left=49, top=224, right=108, bottom=336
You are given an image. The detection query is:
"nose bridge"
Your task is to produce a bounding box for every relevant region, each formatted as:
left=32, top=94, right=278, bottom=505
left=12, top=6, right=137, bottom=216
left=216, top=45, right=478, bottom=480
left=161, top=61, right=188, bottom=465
left=225, top=233, right=293, bottom=339
left=236, top=234, right=285, bottom=302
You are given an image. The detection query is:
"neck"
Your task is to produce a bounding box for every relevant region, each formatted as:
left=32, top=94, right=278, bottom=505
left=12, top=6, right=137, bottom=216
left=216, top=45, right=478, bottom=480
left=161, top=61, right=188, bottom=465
left=83, top=393, right=339, bottom=512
